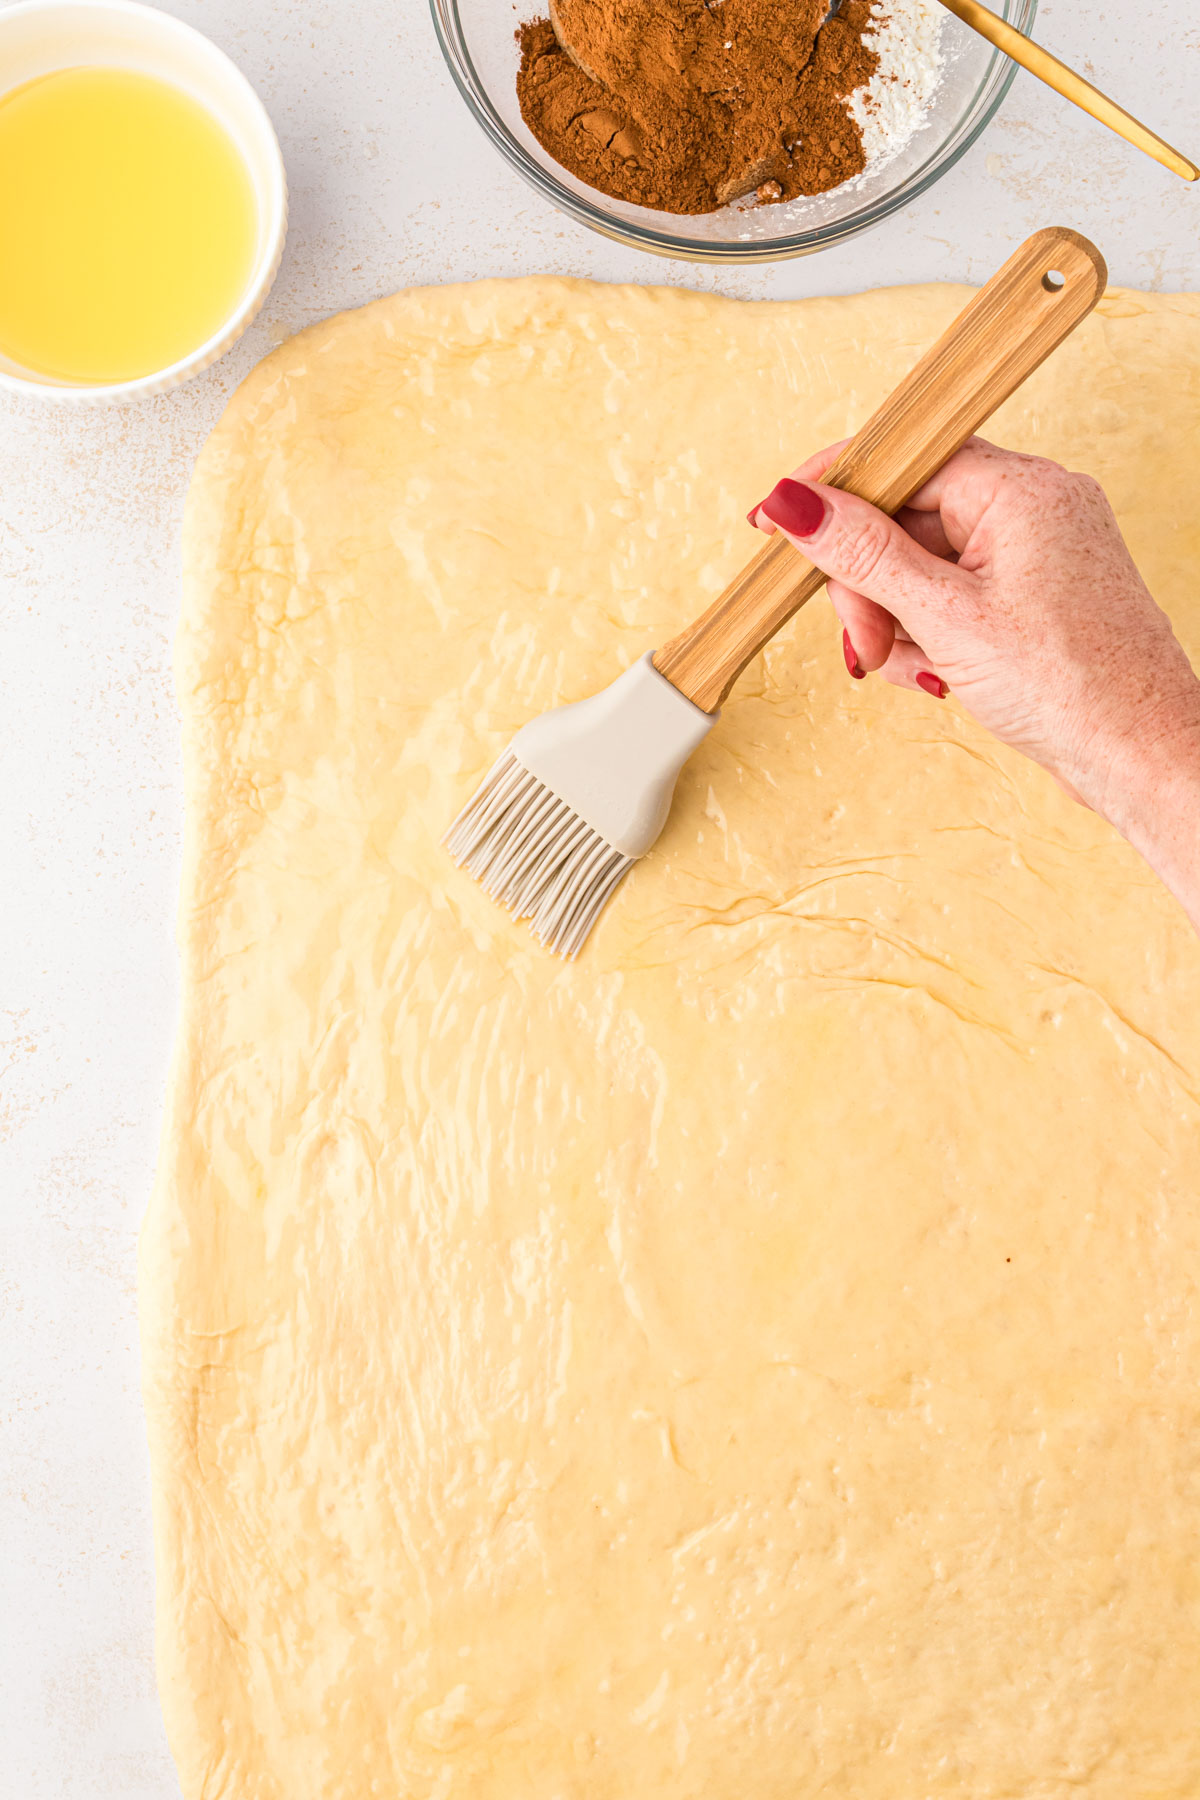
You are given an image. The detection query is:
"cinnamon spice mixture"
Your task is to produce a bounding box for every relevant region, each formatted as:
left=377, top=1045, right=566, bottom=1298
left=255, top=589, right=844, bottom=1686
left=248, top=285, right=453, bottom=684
left=516, top=0, right=880, bottom=215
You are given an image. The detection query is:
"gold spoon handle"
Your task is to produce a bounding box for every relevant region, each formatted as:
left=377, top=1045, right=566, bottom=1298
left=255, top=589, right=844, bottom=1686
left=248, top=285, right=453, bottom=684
left=937, top=0, right=1197, bottom=182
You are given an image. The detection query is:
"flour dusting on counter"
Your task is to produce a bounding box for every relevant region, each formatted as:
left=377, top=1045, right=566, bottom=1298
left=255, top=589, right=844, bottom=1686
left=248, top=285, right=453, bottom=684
left=848, top=0, right=945, bottom=173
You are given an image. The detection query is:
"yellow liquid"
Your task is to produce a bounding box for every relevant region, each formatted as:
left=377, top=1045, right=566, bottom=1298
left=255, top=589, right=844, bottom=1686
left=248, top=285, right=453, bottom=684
left=0, top=66, right=258, bottom=383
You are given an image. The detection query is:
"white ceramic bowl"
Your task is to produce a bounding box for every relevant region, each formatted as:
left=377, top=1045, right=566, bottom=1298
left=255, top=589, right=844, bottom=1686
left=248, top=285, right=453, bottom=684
left=0, top=0, right=287, bottom=403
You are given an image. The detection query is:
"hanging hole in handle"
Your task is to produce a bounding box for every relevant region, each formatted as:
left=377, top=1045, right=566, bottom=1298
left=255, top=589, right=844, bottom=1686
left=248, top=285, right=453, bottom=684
left=1042, top=269, right=1065, bottom=292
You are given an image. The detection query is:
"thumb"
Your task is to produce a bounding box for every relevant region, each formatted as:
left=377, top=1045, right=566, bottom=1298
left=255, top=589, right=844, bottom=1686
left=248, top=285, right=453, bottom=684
left=753, top=477, right=971, bottom=644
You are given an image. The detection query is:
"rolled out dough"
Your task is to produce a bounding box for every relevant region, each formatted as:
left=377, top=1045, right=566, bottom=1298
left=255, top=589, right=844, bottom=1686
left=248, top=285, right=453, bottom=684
left=144, top=278, right=1200, bottom=1799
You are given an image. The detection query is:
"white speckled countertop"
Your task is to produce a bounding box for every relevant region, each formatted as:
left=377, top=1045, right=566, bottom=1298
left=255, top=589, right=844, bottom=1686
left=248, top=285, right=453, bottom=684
left=1, top=0, right=1196, bottom=1790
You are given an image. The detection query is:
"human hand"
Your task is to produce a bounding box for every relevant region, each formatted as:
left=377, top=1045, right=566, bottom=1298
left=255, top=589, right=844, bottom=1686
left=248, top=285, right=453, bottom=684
left=749, top=437, right=1200, bottom=925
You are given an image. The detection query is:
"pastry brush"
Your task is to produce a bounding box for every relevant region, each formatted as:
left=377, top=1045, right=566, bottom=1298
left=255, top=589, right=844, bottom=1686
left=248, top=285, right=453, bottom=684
left=446, top=226, right=1106, bottom=957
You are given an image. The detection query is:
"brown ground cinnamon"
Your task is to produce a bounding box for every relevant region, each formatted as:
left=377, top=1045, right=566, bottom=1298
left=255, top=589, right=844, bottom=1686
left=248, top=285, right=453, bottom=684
left=516, top=0, right=879, bottom=216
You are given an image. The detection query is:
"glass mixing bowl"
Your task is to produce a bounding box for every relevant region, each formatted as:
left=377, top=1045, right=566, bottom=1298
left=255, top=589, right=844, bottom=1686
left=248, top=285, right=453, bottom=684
left=430, top=0, right=1037, bottom=262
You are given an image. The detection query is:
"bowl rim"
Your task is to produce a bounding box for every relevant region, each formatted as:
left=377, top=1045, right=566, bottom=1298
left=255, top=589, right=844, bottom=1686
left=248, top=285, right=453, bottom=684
left=430, top=0, right=1037, bottom=263
left=0, top=0, right=288, bottom=404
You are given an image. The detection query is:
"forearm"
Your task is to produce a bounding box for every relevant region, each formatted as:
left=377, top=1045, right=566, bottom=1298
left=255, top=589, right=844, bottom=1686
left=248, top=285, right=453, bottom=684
left=1100, top=702, right=1200, bottom=934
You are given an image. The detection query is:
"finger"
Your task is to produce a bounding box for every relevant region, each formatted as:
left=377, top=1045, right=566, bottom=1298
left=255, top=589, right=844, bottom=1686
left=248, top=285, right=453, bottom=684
left=756, top=477, right=976, bottom=641
left=789, top=438, right=852, bottom=485
left=748, top=439, right=850, bottom=528
left=901, top=436, right=1000, bottom=510
left=895, top=505, right=957, bottom=561
left=904, top=436, right=1068, bottom=554
left=825, top=579, right=897, bottom=674
left=876, top=638, right=949, bottom=699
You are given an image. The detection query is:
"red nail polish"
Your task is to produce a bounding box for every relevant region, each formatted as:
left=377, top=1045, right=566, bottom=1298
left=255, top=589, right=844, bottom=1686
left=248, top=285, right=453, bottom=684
left=759, top=478, right=826, bottom=539
left=843, top=628, right=865, bottom=679
left=916, top=671, right=947, bottom=699
left=746, top=503, right=762, bottom=526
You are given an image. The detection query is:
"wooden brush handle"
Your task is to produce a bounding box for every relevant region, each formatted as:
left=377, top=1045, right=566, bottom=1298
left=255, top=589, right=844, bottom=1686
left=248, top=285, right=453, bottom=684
left=653, top=226, right=1107, bottom=714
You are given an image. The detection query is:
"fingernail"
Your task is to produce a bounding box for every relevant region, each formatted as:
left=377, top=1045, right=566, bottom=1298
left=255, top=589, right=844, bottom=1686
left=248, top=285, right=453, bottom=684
left=843, top=628, right=865, bottom=680
left=916, top=671, right=947, bottom=699
left=746, top=502, right=762, bottom=526
left=759, top=478, right=826, bottom=539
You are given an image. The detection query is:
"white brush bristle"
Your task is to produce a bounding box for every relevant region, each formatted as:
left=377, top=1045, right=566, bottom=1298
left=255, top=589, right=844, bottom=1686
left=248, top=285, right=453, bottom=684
left=444, top=750, right=633, bottom=959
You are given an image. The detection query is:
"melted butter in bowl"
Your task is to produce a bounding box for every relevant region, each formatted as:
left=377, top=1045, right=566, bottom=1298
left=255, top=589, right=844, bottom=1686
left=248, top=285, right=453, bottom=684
left=0, top=66, right=259, bottom=386
left=0, top=0, right=286, bottom=402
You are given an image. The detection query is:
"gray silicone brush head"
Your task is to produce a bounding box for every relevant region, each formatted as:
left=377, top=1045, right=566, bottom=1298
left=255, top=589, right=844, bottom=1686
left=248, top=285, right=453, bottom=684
left=445, top=654, right=716, bottom=957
